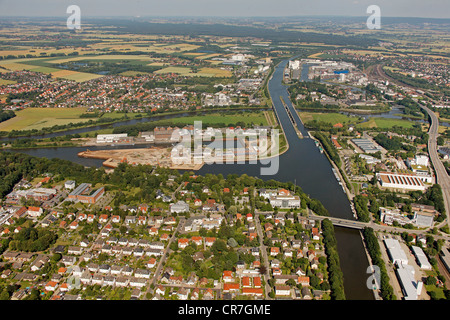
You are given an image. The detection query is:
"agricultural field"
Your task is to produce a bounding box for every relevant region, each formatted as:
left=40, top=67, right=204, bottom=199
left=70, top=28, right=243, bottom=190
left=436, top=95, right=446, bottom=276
left=155, top=66, right=232, bottom=77
left=0, top=57, right=105, bottom=82
left=0, top=78, right=16, bottom=85
left=0, top=107, right=94, bottom=131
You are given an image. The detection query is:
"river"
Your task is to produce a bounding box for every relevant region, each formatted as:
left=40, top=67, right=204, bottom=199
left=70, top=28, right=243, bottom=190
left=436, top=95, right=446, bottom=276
left=6, top=59, right=374, bottom=300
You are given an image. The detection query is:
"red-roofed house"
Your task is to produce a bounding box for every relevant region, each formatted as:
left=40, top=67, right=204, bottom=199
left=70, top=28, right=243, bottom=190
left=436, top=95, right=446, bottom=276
left=253, top=277, right=262, bottom=288
left=205, top=237, right=216, bottom=247
left=139, top=204, right=149, bottom=214
left=311, top=228, right=320, bottom=241
left=223, top=283, right=240, bottom=293
left=242, top=276, right=251, bottom=288
left=147, top=258, right=157, bottom=268
left=27, top=207, right=43, bottom=218
left=87, top=214, right=95, bottom=223
left=297, top=276, right=310, bottom=286
left=178, top=238, right=189, bottom=249
left=149, top=227, right=158, bottom=236
left=59, top=283, right=69, bottom=292
left=222, top=271, right=233, bottom=282
left=45, top=281, right=58, bottom=291
left=270, top=247, right=280, bottom=256
left=69, top=221, right=78, bottom=230
left=160, top=233, right=170, bottom=241
left=191, top=236, right=203, bottom=246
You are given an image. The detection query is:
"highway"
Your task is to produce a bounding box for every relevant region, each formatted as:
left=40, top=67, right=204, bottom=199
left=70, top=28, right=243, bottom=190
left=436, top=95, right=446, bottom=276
left=366, top=63, right=450, bottom=232
left=419, top=104, right=450, bottom=231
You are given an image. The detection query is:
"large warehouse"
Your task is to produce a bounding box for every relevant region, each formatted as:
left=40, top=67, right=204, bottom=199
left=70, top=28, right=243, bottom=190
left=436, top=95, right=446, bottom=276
left=351, top=138, right=383, bottom=153
left=384, top=238, right=408, bottom=266
left=377, top=172, right=428, bottom=191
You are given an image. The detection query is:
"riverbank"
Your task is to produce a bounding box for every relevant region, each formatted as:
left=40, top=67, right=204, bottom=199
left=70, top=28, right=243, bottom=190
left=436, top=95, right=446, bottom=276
left=0, top=106, right=269, bottom=140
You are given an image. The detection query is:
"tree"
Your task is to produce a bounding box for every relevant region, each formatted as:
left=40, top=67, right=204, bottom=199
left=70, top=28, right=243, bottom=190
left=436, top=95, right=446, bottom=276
left=0, top=290, right=9, bottom=300
left=425, top=276, right=436, bottom=286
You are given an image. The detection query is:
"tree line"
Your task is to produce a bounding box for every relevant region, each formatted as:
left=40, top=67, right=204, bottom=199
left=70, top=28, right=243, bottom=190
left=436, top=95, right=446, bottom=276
left=321, top=219, right=346, bottom=300
left=361, top=227, right=396, bottom=300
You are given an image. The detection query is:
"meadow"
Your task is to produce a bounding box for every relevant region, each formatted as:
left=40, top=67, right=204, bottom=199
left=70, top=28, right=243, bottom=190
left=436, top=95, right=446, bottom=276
left=356, top=117, right=419, bottom=129
left=299, top=112, right=362, bottom=125
left=150, top=111, right=268, bottom=127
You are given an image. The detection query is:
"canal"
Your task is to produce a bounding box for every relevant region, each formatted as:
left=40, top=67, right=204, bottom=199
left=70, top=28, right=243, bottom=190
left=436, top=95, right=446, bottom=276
left=6, top=59, right=374, bottom=300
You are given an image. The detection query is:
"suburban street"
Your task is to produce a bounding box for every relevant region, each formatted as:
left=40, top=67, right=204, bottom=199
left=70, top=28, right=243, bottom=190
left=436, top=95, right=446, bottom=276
left=145, top=217, right=186, bottom=298
left=254, top=213, right=272, bottom=300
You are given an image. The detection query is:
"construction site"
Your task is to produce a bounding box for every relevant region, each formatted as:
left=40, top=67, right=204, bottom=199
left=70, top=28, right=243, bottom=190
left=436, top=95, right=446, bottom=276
left=77, top=146, right=204, bottom=170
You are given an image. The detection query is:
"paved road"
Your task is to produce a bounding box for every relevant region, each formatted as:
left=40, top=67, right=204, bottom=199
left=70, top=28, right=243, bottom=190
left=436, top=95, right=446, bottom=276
left=419, top=103, right=450, bottom=232
left=307, top=214, right=450, bottom=242
left=368, top=64, right=450, bottom=231
left=145, top=217, right=185, bottom=297
left=254, top=213, right=272, bottom=299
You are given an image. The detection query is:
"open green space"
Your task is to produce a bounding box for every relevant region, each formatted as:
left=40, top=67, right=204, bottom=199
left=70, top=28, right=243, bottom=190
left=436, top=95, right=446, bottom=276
left=356, top=117, right=418, bottom=129
left=299, top=112, right=361, bottom=125
left=0, top=107, right=94, bottom=131
left=150, top=112, right=268, bottom=127
left=0, top=79, right=17, bottom=85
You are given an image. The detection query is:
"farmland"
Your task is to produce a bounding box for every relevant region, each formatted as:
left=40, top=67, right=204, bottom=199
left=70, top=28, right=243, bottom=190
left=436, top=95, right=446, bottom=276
left=0, top=107, right=93, bottom=131
left=155, top=66, right=232, bottom=77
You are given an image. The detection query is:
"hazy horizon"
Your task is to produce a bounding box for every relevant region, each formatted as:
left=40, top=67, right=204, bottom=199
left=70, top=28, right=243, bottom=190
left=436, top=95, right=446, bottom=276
left=0, top=0, right=449, bottom=19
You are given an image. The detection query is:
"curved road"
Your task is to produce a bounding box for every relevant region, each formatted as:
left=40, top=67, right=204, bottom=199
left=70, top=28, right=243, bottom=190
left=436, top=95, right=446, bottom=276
left=420, top=104, right=450, bottom=231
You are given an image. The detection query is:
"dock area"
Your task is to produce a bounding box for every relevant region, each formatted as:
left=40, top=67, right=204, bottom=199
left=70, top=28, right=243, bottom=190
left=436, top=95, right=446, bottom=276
left=77, top=147, right=204, bottom=170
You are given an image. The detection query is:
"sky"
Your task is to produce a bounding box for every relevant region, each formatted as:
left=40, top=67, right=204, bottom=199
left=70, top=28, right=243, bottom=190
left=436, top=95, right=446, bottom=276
left=0, top=0, right=449, bottom=19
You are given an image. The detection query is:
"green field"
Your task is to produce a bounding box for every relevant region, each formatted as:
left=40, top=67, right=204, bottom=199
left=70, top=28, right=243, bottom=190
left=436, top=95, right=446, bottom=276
left=0, top=107, right=95, bottom=131
left=151, top=112, right=268, bottom=127
left=0, top=78, right=17, bottom=85
left=299, top=112, right=362, bottom=125
left=356, top=117, right=418, bottom=129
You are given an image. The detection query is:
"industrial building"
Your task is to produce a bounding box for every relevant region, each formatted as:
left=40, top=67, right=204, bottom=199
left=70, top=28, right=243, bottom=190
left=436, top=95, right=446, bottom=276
left=351, top=138, right=383, bottom=154
left=384, top=238, right=408, bottom=266
left=376, top=172, right=428, bottom=191
left=384, top=238, right=423, bottom=300
left=395, top=265, right=423, bottom=300
left=96, top=133, right=128, bottom=144
left=411, top=246, right=432, bottom=270
left=67, top=183, right=105, bottom=204
left=414, top=210, right=435, bottom=227
left=440, top=247, right=450, bottom=274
